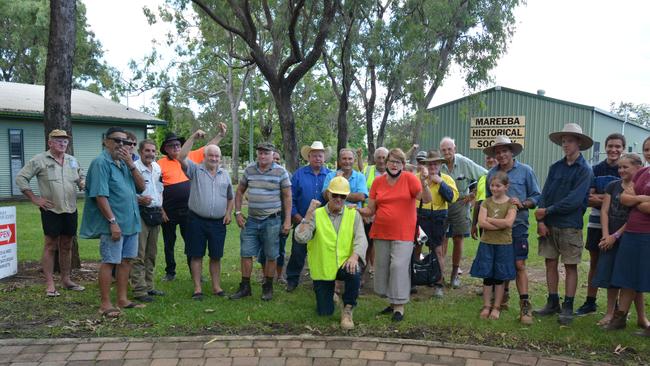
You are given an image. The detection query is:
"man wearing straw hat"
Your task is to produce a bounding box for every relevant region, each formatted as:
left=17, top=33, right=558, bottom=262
left=483, top=136, right=541, bottom=325
left=533, top=123, right=594, bottom=326
left=285, top=141, right=332, bottom=292
left=294, top=176, right=367, bottom=329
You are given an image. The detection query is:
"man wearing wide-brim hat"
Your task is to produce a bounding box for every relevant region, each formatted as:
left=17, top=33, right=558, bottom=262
left=16, top=129, right=86, bottom=297
left=157, top=124, right=227, bottom=282
left=533, top=123, right=594, bottom=326
left=483, top=135, right=541, bottom=325
left=415, top=150, right=459, bottom=298
left=285, top=141, right=332, bottom=292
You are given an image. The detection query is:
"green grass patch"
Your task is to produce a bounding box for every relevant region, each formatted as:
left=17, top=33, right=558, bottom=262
left=1, top=200, right=648, bottom=364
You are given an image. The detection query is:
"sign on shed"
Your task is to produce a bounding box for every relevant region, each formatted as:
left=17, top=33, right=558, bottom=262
left=0, top=206, right=17, bottom=279
left=470, top=115, right=526, bottom=149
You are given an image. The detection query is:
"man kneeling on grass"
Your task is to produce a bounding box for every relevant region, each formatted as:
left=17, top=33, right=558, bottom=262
left=294, top=176, right=367, bottom=329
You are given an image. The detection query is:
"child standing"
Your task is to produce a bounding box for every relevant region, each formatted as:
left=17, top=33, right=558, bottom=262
left=470, top=171, right=517, bottom=319
left=594, top=153, right=650, bottom=329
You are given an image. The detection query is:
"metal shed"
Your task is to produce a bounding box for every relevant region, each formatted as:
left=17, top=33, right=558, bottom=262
left=0, top=82, right=166, bottom=199
left=424, top=86, right=649, bottom=184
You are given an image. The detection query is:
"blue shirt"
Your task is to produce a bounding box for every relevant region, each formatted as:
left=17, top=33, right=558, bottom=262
left=486, top=160, right=541, bottom=237
left=322, top=170, right=369, bottom=208
left=588, top=159, right=620, bottom=228
left=80, top=150, right=141, bottom=239
left=538, top=154, right=593, bottom=229
left=291, top=165, right=331, bottom=217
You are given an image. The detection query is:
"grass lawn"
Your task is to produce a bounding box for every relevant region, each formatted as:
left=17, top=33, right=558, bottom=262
left=1, top=199, right=648, bottom=364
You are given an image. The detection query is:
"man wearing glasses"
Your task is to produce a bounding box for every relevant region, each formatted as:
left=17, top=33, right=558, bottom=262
left=80, top=127, right=146, bottom=318
left=16, top=129, right=86, bottom=297
left=157, top=124, right=227, bottom=281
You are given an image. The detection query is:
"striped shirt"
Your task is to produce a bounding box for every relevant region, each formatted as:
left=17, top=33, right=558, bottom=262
left=241, top=162, right=291, bottom=219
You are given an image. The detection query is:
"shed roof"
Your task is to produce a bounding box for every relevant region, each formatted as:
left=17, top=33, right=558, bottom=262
left=0, top=82, right=165, bottom=125
left=429, top=86, right=649, bottom=131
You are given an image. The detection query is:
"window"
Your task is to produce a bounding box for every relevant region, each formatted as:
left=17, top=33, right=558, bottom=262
left=8, top=129, right=24, bottom=196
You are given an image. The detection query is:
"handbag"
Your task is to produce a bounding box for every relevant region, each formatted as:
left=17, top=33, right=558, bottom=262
left=140, top=206, right=163, bottom=226
left=411, top=252, right=441, bottom=286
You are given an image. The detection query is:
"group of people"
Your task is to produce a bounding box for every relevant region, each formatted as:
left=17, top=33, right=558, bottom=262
left=15, top=122, right=650, bottom=335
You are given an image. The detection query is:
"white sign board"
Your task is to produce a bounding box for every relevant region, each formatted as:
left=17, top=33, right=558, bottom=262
left=0, top=206, right=17, bottom=279
left=469, top=115, right=526, bottom=149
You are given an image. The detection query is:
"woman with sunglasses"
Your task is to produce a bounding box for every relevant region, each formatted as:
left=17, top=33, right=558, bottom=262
left=358, top=148, right=431, bottom=321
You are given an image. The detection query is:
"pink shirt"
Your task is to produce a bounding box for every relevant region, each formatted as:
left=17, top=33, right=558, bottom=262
left=369, top=172, right=422, bottom=241
left=626, top=167, right=650, bottom=233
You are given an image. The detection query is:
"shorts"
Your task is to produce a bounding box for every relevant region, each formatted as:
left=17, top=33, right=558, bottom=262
left=40, top=209, right=77, bottom=237
left=512, top=235, right=529, bottom=261
left=185, top=211, right=227, bottom=259
left=100, top=233, right=138, bottom=264
left=537, top=226, right=583, bottom=264
left=469, top=242, right=516, bottom=281
left=417, top=210, right=447, bottom=248
left=240, top=215, right=281, bottom=259
left=585, top=227, right=603, bottom=252
left=446, top=201, right=470, bottom=237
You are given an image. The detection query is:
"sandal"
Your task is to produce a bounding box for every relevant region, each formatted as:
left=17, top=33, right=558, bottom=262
left=480, top=306, right=491, bottom=319
left=46, top=290, right=61, bottom=297
left=489, top=307, right=501, bottom=320
left=597, top=317, right=612, bottom=326
left=98, top=308, right=121, bottom=318
left=192, top=292, right=204, bottom=301
left=65, top=284, right=85, bottom=291
left=119, top=302, right=146, bottom=309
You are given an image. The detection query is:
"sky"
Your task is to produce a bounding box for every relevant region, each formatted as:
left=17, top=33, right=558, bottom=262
left=84, top=0, right=650, bottom=113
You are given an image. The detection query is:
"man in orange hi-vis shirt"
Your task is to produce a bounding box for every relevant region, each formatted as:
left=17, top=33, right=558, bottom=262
left=158, top=123, right=227, bottom=281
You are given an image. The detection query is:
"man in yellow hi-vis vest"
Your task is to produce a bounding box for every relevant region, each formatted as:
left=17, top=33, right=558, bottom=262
left=294, top=176, right=368, bottom=329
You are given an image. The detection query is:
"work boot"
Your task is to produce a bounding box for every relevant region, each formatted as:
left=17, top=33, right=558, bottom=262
left=604, top=310, right=627, bottom=331
left=575, top=301, right=597, bottom=316
left=261, top=281, right=273, bottom=301
left=532, top=297, right=561, bottom=316
left=229, top=282, right=252, bottom=300
left=557, top=303, right=574, bottom=326
left=341, top=305, right=354, bottom=330
left=519, top=299, right=534, bottom=325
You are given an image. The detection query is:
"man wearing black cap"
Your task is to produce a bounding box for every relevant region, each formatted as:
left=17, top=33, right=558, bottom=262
left=157, top=124, right=227, bottom=281
left=231, top=142, right=292, bottom=301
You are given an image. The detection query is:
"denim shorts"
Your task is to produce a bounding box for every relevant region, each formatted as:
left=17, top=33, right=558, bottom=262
left=100, top=233, right=138, bottom=264
left=512, top=235, right=529, bottom=261
left=240, top=215, right=281, bottom=259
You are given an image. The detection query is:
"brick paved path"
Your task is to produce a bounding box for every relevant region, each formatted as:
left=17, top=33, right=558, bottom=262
left=0, top=336, right=606, bottom=366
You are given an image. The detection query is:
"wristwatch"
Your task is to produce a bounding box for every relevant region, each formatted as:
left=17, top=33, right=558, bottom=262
left=108, top=217, right=117, bottom=225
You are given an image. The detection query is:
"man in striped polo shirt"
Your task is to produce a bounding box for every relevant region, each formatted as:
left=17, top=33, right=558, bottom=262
left=231, top=142, right=292, bottom=301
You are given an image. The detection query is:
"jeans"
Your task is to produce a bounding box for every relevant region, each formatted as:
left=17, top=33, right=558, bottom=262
left=286, top=235, right=307, bottom=286
left=161, top=213, right=190, bottom=276
left=313, top=267, right=362, bottom=316
left=258, top=233, right=288, bottom=268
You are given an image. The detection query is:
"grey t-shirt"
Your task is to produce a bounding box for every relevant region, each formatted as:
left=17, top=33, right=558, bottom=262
left=184, top=160, right=233, bottom=219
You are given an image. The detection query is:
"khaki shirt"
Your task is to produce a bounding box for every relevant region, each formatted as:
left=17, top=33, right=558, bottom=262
left=16, top=151, right=84, bottom=214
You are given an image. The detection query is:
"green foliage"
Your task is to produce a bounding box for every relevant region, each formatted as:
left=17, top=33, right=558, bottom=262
left=610, top=101, right=650, bottom=127
left=0, top=0, right=122, bottom=97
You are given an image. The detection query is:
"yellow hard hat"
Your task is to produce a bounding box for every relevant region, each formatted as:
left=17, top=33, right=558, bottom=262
left=327, top=176, right=350, bottom=195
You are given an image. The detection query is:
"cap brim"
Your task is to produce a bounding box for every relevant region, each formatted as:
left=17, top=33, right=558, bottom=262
left=548, top=132, right=594, bottom=150
left=421, top=157, right=446, bottom=163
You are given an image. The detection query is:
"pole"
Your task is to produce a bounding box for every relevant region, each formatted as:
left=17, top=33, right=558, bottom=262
left=248, top=87, right=254, bottom=163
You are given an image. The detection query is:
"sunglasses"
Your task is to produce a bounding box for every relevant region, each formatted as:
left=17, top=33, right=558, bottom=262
left=331, top=193, right=347, bottom=200
left=109, top=137, right=135, bottom=146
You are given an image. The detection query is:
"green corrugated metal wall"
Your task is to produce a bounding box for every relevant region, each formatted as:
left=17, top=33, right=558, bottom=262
left=424, top=88, right=649, bottom=185
left=0, top=118, right=147, bottom=198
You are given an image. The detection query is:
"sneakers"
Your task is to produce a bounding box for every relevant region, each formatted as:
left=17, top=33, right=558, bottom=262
left=519, top=299, right=534, bottom=325
left=432, top=286, right=444, bottom=298
left=451, top=276, right=461, bottom=289
left=261, top=281, right=273, bottom=301
left=341, top=305, right=354, bottom=330
left=575, top=301, right=597, bottom=316
left=229, top=282, right=252, bottom=300
left=603, top=310, right=627, bottom=331
left=557, top=303, right=574, bottom=325
left=532, top=298, right=561, bottom=316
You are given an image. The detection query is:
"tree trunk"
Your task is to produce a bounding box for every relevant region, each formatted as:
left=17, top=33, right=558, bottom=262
left=365, top=64, right=377, bottom=164
left=44, top=0, right=80, bottom=270
left=273, top=85, right=299, bottom=172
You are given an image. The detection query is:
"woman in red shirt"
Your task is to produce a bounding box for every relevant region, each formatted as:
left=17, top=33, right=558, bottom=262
left=359, top=148, right=431, bottom=321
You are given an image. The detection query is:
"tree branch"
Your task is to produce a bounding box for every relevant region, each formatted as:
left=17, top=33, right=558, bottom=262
left=191, top=0, right=246, bottom=40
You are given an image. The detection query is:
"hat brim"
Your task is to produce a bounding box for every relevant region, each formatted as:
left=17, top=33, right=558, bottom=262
left=548, top=132, right=594, bottom=150
left=421, top=157, right=446, bottom=163
left=482, top=143, right=523, bottom=157
left=300, top=145, right=332, bottom=162
left=327, top=188, right=350, bottom=195
left=161, top=137, right=185, bottom=156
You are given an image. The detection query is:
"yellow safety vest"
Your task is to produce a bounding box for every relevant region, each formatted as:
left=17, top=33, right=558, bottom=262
left=364, top=165, right=377, bottom=191
left=307, top=206, right=356, bottom=281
